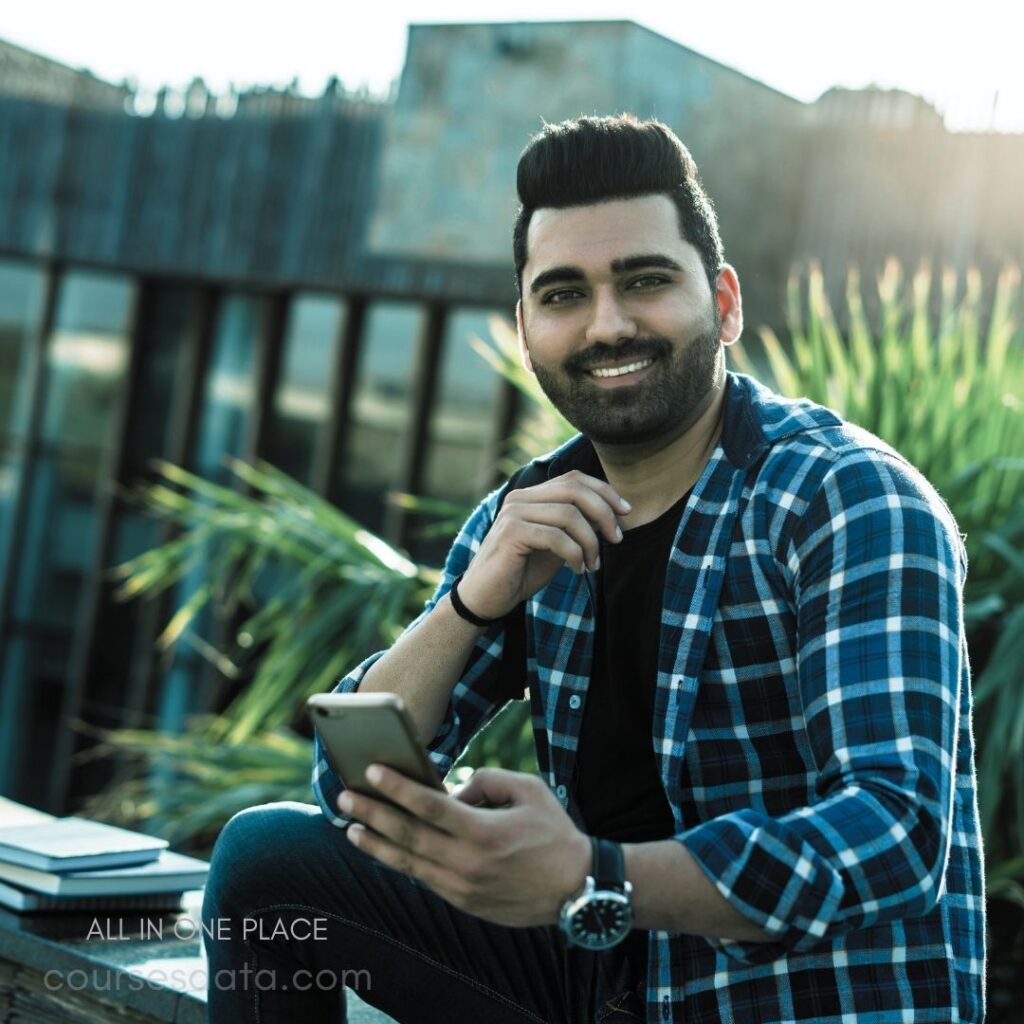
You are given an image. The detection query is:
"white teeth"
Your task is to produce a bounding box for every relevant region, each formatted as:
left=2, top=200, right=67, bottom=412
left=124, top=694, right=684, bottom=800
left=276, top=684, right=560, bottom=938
left=588, top=358, right=654, bottom=378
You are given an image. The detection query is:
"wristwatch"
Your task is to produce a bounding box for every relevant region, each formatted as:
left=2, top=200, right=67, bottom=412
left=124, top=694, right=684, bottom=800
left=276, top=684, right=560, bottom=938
left=559, top=837, right=633, bottom=950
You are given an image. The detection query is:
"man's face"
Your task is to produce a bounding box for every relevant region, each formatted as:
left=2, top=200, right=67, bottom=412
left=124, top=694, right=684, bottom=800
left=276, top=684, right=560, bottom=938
left=517, top=194, right=731, bottom=447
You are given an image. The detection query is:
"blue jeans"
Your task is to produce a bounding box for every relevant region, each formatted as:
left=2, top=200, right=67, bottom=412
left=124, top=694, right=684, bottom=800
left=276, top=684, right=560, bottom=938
left=201, top=802, right=646, bottom=1023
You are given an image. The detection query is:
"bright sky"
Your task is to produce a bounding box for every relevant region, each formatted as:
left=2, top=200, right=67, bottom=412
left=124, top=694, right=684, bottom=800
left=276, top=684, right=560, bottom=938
left=2, top=1, right=1021, bottom=132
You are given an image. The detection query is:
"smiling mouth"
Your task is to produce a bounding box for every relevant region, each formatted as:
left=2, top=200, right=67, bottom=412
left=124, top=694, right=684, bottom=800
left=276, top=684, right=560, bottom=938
left=587, top=358, right=655, bottom=379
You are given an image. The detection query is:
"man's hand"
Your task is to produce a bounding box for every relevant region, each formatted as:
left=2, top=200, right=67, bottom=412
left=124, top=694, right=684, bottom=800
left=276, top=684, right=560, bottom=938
left=338, top=765, right=591, bottom=928
left=456, top=470, right=630, bottom=621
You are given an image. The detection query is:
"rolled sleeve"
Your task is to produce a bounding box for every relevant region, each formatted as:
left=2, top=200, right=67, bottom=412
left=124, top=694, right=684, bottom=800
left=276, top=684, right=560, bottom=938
left=311, top=486, right=520, bottom=825
left=677, top=448, right=966, bottom=963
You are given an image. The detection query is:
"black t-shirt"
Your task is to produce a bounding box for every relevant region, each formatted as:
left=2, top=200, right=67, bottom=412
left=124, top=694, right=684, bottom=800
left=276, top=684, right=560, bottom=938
left=573, top=487, right=691, bottom=844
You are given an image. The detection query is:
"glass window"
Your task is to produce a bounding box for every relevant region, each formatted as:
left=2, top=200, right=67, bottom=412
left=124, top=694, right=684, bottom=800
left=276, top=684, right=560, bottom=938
left=6, top=271, right=133, bottom=627
left=0, top=258, right=46, bottom=441
left=155, top=293, right=265, bottom=732
left=192, top=293, right=264, bottom=482
left=94, top=287, right=202, bottom=741
left=0, top=632, right=70, bottom=806
left=0, top=259, right=47, bottom=584
left=42, top=273, right=133, bottom=448
left=79, top=286, right=210, bottom=735
left=264, top=294, right=346, bottom=484
left=421, top=309, right=507, bottom=504
left=123, top=287, right=198, bottom=468
left=12, top=455, right=104, bottom=626
left=336, top=301, right=423, bottom=532
left=0, top=270, right=134, bottom=798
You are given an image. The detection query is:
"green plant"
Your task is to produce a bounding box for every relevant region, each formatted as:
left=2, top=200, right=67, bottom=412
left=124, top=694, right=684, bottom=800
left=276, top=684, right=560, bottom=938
left=86, top=460, right=441, bottom=835
left=733, top=262, right=1023, bottom=577
left=111, top=459, right=435, bottom=745
left=80, top=719, right=313, bottom=854
left=732, top=260, right=1024, bottom=885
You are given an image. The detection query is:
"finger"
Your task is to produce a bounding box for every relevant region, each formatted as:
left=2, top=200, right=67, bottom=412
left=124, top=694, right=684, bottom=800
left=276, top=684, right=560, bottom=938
left=503, top=503, right=603, bottom=571
left=507, top=472, right=628, bottom=544
left=518, top=470, right=630, bottom=516
left=346, top=824, right=471, bottom=900
left=362, top=763, right=480, bottom=838
left=453, top=767, right=540, bottom=809
left=339, top=790, right=461, bottom=865
left=517, top=469, right=629, bottom=512
left=515, top=522, right=589, bottom=574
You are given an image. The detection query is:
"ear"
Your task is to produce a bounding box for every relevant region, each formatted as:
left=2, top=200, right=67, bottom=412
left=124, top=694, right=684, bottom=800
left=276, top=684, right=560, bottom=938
left=715, top=265, right=743, bottom=346
left=516, top=300, right=535, bottom=374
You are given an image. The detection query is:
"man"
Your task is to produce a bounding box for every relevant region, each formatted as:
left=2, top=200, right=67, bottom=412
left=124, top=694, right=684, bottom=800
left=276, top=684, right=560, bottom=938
left=203, top=115, right=985, bottom=1023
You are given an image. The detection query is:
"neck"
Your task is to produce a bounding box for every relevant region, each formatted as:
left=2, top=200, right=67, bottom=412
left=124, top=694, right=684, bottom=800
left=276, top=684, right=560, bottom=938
left=592, top=375, right=727, bottom=529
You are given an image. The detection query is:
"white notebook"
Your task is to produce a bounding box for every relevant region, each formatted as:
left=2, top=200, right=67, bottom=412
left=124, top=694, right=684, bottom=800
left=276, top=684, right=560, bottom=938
left=0, top=850, right=209, bottom=896
left=0, top=818, right=168, bottom=872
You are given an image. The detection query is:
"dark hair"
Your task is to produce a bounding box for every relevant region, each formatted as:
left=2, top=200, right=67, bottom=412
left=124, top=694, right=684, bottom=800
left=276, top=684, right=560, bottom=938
left=512, top=114, right=724, bottom=295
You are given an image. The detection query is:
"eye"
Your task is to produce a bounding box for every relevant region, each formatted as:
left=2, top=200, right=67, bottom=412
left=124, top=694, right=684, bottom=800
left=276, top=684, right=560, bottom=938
left=541, top=288, right=584, bottom=306
left=627, top=274, right=670, bottom=291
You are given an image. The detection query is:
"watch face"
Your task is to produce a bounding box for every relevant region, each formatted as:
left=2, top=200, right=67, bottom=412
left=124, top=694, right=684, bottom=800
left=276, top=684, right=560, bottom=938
left=566, top=892, right=632, bottom=950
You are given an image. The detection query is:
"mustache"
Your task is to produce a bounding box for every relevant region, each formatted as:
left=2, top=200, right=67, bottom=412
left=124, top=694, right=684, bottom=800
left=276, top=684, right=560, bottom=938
left=564, top=337, right=671, bottom=374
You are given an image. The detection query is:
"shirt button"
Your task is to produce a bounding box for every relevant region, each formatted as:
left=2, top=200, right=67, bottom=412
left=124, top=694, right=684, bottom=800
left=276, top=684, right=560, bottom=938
left=568, top=694, right=582, bottom=710
left=555, top=785, right=568, bottom=801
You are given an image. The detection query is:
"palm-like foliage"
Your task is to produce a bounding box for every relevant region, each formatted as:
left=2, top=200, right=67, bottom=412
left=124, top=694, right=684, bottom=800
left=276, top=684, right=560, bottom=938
left=732, top=261, right=1023, bottom=590
left=111, top=458, right=435, bottom=743
left=80, top=719, right=313, bottom=854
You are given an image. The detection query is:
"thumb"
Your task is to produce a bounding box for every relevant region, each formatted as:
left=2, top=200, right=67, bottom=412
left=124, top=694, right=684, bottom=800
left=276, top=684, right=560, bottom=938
left=454, top=767, right=536, bottom=808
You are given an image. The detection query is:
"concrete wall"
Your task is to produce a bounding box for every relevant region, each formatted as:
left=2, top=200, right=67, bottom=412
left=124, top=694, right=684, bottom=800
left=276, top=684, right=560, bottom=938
left=365, top=21, right=811, bottom=325
left=368, top=21, right=803, bottom=273
left=0, top=38, right=128, bottom=108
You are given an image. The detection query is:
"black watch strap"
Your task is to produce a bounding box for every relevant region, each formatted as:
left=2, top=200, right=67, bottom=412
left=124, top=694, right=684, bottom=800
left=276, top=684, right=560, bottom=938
left=591, top=837, right=626, bottom=892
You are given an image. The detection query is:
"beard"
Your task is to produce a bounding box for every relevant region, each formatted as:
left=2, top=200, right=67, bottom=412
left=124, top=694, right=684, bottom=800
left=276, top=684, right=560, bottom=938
left=527, top=313, right=723, bottom=447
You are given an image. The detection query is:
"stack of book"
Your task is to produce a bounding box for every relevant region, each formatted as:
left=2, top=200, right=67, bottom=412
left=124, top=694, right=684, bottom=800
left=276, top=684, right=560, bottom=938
left=0, top=797, right=209, bottom=913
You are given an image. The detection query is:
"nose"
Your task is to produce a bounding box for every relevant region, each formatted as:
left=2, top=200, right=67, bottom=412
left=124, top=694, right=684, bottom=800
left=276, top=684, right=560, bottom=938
left=585, top=287, right=637, bottom=345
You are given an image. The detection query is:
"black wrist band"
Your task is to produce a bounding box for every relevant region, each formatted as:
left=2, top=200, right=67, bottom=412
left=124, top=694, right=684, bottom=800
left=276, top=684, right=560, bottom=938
left=591, top=837, right=626, bottom=891
left=449, top=573, right=500, bottom=627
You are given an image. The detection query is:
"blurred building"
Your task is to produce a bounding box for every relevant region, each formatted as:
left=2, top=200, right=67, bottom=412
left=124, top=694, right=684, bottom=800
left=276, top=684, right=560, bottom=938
left=0, top=22, right=1021, bottom=811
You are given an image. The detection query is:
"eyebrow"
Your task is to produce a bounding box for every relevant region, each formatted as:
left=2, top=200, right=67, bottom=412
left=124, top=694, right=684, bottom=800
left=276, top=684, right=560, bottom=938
left=611, top=254, right=684, bottom=274
left=529, top=266, right=585, bottom=295
left=528, top=254, right=684, bottom=295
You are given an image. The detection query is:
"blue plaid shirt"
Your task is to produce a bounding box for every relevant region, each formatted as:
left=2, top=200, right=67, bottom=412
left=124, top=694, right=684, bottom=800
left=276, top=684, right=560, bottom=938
left=314, top=372, right=986, bottom=1023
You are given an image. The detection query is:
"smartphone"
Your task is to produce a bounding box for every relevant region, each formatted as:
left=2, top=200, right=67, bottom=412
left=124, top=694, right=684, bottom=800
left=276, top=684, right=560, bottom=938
left=307, top=692, right=444, bottom=798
